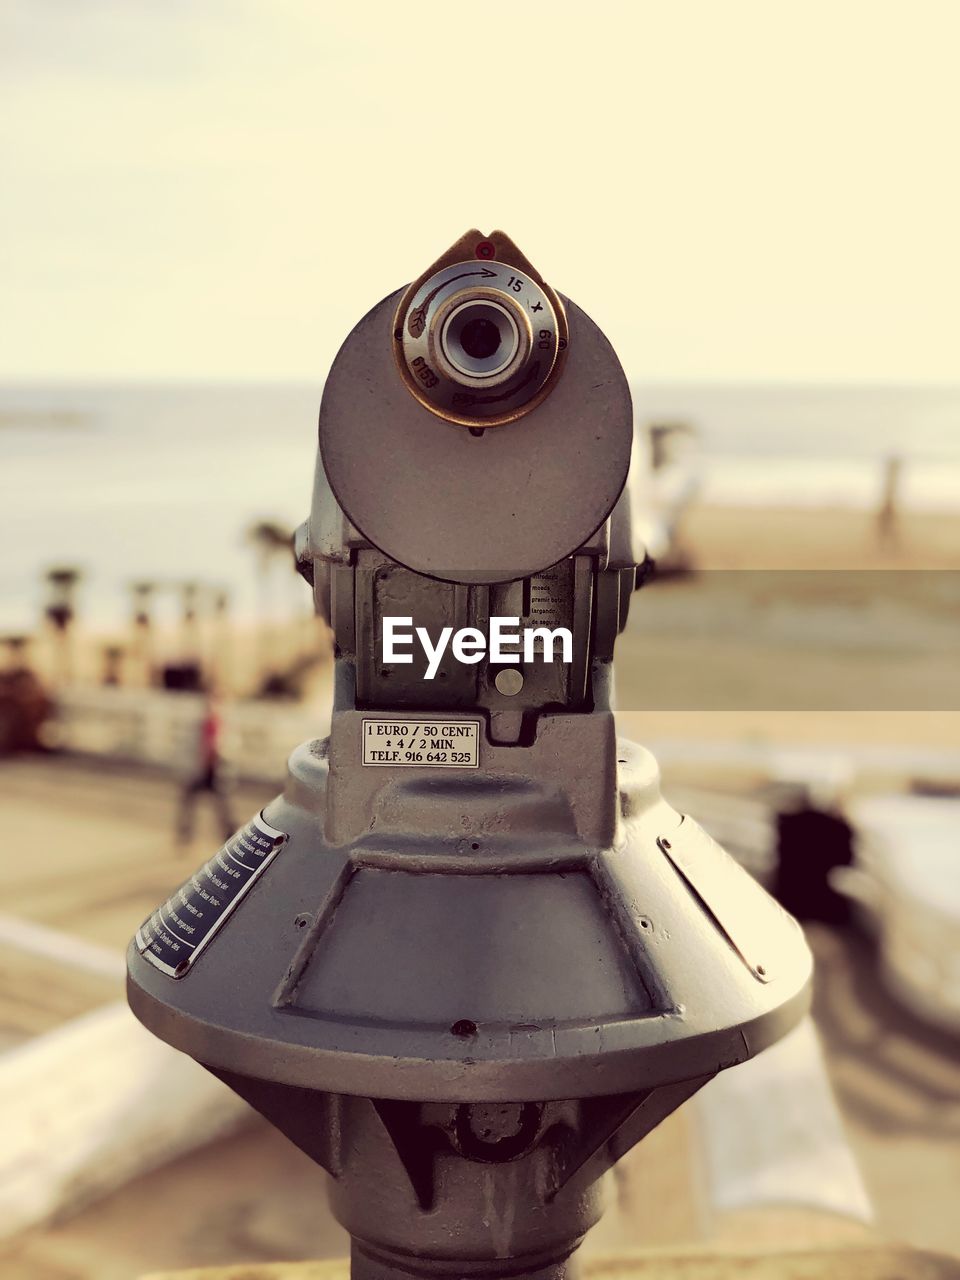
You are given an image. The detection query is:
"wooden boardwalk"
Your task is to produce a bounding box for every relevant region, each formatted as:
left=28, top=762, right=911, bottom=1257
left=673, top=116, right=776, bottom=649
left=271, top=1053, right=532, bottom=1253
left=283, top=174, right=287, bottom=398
left=0, top=756, right=274, bottom=955
left=0, top=942, right=114, bottom=1049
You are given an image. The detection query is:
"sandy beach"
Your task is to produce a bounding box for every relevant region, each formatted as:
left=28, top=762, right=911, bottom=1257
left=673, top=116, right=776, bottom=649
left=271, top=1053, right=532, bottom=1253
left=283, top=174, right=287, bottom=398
left=616, top=501, right=960, bottom=757
left=681, top=503, right=960, bottom=570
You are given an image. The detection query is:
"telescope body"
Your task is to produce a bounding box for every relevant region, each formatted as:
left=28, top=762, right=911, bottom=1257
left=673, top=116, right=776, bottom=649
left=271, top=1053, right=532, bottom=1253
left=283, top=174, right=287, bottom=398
left=128, top=231, right=812, bottom=1280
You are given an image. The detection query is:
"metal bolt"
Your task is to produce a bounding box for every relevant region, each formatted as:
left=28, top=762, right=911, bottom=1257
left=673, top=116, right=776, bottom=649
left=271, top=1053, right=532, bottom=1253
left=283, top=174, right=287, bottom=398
left=495, top=668, right=524, bottom=696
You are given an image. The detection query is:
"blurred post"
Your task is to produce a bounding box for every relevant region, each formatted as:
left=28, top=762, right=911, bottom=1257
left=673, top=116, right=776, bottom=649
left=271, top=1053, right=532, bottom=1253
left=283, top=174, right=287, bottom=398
left=210, top=587, right=234, bottom=697
left=129, top=580, right=156, bottom=687
left=180, top=581, right=202, bottom=670
left=101, top=643, right=125, bottom=687
left=246, top=519, right=294, bottom=695
left=43, top=566, right=82, bottom=689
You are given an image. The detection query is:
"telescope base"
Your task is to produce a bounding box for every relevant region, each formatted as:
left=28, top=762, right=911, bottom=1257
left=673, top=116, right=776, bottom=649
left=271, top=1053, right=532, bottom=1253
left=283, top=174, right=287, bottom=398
left=349, top=1241, right=583, bottom=1280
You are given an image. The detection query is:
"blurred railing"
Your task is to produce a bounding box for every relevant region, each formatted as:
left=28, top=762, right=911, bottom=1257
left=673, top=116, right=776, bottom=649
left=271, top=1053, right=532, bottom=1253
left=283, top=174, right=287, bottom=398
left=51, top=687, right=330, bottom=785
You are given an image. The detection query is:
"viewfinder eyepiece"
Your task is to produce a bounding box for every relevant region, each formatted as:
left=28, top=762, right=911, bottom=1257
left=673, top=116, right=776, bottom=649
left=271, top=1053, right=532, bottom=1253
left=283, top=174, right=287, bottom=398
left=393, top=230, right=568, bottom=427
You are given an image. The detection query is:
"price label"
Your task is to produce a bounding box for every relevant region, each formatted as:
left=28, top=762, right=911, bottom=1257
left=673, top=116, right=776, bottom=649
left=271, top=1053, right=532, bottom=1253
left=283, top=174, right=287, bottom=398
left=362, top=718, right=480, bottom=768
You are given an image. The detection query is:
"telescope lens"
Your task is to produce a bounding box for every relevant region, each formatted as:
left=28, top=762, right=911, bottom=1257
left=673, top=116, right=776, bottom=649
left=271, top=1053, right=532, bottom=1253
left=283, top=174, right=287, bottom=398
left=396, top=250, right=564, bottom=422
left=440, top=300, right=520, bottom=381
left=460, top=317, right=501, bottom=361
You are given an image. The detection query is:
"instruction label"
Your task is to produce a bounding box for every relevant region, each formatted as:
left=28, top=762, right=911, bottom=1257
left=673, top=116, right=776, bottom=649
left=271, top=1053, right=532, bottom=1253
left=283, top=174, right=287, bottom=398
left=362, top=718, right=480, bottom=768
left=135, top=812, right=287, bottom=978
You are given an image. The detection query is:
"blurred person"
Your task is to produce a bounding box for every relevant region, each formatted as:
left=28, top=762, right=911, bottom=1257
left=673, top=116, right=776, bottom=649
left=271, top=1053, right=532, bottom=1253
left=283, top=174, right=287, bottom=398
left=774, top=783, right=855, bottom=926
left=875, top=454, right=904, bottom=551
left=175, top=691, right=235, bottom=844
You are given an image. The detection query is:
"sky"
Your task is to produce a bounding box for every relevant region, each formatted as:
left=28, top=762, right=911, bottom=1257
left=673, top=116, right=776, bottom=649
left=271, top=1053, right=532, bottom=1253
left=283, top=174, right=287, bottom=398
left=1, top=0, right=959, bottom=382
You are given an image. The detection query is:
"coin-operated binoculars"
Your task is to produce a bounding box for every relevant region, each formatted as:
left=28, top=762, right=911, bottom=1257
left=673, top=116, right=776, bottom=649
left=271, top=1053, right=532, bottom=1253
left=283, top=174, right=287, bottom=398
left=128, top=231, right=812, bottom=1280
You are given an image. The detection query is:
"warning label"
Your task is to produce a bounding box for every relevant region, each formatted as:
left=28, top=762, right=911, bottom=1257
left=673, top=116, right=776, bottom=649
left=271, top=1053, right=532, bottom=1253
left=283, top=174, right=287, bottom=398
left=135, top=812, right=287, bottom=978
left=362, top=718, right=481, bottom=768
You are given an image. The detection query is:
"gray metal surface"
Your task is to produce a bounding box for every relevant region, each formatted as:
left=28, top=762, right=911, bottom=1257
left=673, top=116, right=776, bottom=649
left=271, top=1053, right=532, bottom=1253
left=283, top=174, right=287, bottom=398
left=126, top=731, right=810, bottom=1102
left=319, top=290, right=633, bottom=584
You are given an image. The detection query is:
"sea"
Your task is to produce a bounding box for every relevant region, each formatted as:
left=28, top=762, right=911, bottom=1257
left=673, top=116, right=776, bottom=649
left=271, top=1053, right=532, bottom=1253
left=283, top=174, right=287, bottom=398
left=2, top=382, right=959, bottom=631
